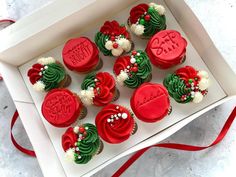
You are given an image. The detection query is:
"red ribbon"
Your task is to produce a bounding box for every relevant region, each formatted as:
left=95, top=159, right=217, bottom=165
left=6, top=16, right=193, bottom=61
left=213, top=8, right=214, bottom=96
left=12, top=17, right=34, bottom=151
left=11, top=111, right=36, bottom=157
left=112, top=106, right=236, bottom=177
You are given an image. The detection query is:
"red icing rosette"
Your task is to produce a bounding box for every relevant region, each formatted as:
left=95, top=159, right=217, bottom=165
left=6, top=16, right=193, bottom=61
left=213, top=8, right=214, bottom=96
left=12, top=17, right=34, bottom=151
left=62, top=127, right=77, bottom=151
left=27, top=63, right=43, bottom=84
left=62, top=37, right=99, bottom=73
left=130, top=83, right=170, bottom=123
left=175, top=66, right=200, bottom=84
left=146, top=30, right=187, bottom=69
left=94, top=72, right=116, bottom=106
left=129, top=3, right=149, bottom=24
left=41, top=89, right=83, bottom=127
left=113, top=55, right=130, bottom=75
left=100, top=20, right=130, bottom=39
left=95, top=104, right=135, bottom=144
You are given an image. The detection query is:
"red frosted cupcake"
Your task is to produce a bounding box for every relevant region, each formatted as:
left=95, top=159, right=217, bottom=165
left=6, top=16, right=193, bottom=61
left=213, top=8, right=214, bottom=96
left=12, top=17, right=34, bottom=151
left=95, top=104, right=137, bottom=144
left=146, top=30, right=187, bottom=69
left=41, top=89, right=87, bottom=127
left=62, top=37, right=102, bottom=73
left=79, top=72, right=119, bottom=106
left=130, top=83, right=171, bottom=123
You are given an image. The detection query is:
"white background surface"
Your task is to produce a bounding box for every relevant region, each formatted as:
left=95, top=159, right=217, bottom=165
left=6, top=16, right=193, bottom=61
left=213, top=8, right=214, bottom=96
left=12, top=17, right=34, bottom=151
left=0, top=0, right=236, bottom=177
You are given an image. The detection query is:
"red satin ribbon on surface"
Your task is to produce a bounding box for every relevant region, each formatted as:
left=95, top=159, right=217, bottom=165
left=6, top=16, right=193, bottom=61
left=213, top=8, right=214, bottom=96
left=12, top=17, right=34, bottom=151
left=112, top=106, right=236, bottom=177
left=11, top=111, right=36, bottom=157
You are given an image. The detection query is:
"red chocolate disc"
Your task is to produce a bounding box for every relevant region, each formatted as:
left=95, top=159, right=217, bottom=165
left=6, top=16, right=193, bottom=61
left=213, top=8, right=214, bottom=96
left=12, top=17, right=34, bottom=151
left=130, top=83, right=170, bottom=123
left=41, top=89, right=82, bottom=127
left=146, top=30, right=187, bottom=69
left=95, top=104, right=135, bottom=144
left=62, top=37, right=99, bottom=72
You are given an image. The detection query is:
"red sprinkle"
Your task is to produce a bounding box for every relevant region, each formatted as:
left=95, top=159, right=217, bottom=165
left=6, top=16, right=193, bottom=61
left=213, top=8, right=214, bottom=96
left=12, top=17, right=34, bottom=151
left=113, top=43, right=119, bottom=49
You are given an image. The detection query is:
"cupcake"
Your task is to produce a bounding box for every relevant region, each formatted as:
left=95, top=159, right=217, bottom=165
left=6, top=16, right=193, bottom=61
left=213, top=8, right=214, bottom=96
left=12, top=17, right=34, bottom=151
left=130, top=83, right=171, bottom=123
left=95, top=104, right=137, bottom=144
left=41, top=89, right=87, bottom=127
left=95, top=20, right=133, bottom=57
left=79, top=72, right=119, bottom=106
left=146, top=30, right=187, bottom=69
left=113, top=50, right=152, bottom=89
left=62, top=37, right=103, bottom=73
left=128, top=2, right=166, bottom=38
left=27, top=57, right=71, bottom=92
left=62, top=123, right=103, bottom=164
left=163, top=66, right=210, bottom=103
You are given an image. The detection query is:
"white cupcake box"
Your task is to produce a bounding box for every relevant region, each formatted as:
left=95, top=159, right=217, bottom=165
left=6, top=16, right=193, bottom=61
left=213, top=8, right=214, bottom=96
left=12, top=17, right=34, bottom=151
left=0, top=0, right=235, bottom=177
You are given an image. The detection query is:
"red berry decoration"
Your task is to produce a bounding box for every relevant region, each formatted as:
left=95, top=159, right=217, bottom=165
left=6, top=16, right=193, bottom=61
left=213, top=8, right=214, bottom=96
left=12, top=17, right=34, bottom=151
left=113, top=43, right=119, bottom=49
left=79, top=127, right=85, bottom=133
left=132, top=50, right=137, bottom=56
left=131, top=67, right=138, bottom=72
left=110, top=36, right=116, bottom=41
left=144, top=14, right=151, bottom=21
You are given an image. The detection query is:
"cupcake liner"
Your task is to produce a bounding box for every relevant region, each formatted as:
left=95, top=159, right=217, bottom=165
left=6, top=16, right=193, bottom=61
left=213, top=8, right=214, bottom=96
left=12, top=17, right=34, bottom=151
left=131, top=122, right=138, bottom=135
left=168, top=106, right=172, bottom=115
left=60, top=74, right=72, bottom=88
left=144, top=73, right=152, bottom=82
left=112, top=87, right=120, bottom=102
left=96, top=139, right=104, bottom=155
left=78, top=106, right=88, bottom=120
left=94, top=58, right=103, bottom=71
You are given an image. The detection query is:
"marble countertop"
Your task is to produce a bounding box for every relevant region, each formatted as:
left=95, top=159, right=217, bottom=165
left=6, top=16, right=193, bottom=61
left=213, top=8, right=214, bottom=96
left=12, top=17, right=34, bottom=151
left=0, top=0, right=236, bottom=177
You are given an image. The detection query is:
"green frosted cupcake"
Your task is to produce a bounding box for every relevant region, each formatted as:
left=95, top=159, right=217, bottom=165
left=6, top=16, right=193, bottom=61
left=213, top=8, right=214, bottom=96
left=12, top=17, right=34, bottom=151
left=113, top=50, right=152, bottom=89
left=163, top=66, right=210, bottom=104
left=128, top=2, right=166, bottom=38
left=27, top=57, right=71, bottom=92
left=62, top=123, right=103, bottom=164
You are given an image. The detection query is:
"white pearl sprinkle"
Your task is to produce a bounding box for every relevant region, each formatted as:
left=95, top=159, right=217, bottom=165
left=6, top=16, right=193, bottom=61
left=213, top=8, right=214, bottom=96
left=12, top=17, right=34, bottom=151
left=111, top=115, right=114, bottom=118
left=116, top=106, right=119, bottom=109
left=74, top=143, right=77, bottom=146
left=40, top=68, right=44, bottom=71
left=107, top=118, right=111, bottom=123
left=85, top=127, right=88, bottom=130
left=122, top=113, right=128, bottom=119
left=111, top=119, right=114, bottom=122
left=127, top=66, right=130, bottom=69
left=76, top=147, right=79, bottom=151
left=78, top=155, right=81, bottom=159
left=118, top=113, right=121, bottom=117
left=94, top=79, right=98, bottom=82
left=130, top=57, right=136, bottom=64
left=79, top=134, right=83, bottom=138
left=137, top=53, right=140, bottom=56
left=114, top=114, right=118, bottom=118
left=39, top=72, right=42, bottom=76
left=44, top=66, right=48, bottom=69
left=116, top=117, right=119, bottom=120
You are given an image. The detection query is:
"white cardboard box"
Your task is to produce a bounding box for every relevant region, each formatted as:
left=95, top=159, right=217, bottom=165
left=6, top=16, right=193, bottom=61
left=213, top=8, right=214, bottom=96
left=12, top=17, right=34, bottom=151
left=0, top=0, right=236, bottom=177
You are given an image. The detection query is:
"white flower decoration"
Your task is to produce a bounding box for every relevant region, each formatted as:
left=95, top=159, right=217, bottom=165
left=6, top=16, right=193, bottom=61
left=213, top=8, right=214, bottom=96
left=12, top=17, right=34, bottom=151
left=193, top=92, right=203, bottom=103
left=116, top=70, right=129, bottom=86
left=197, top=70, right=209, bottom=79
left=198, top=78, right=210, bottom=90
left=111, top=46, right=123, bottom=57
left=105, top=40, right=113, bottom=50
left=134, top=24, right=145, bottom=36
left=37, top=57, right=56, bottom=65
left=65, top=148, right=75, bottom=162
left=118, top=38, right=132, bottom=52
left=154, top=5, right=165, bottom=15
left=33, top=81, right=45, bottom=92
left=79, top=87, right=95, bottom=105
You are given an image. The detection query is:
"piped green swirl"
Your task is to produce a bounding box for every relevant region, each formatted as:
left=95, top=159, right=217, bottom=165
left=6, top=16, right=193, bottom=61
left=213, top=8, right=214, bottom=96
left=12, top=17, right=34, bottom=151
left=74, top=123, right=101, bottom=164
left=81, top=72, right=96, bottom=90
left=41, top=63, right=65, bottom=91
left=163, top=74, right=192, bottom=103
left=95, top=32, right=112, bottom=56
left=124, top=50, right=152, bottom=89
left=143, top=7, right=166, bottom=37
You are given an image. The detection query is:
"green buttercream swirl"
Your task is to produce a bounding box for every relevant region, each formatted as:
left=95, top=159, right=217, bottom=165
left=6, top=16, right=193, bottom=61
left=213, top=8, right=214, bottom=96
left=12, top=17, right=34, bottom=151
left=95, top=32, right=112, bottom=56
left=74, top=123, right=101, bottom=164
left=124, top=50, right=152, bottom=89
left=143, top=7, right=166, bottom=37
left=81, top=72, right=96, bottom=90
left=41, top=63, right=65, bottom=91
left=163, top=74, right=192, bottom=103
